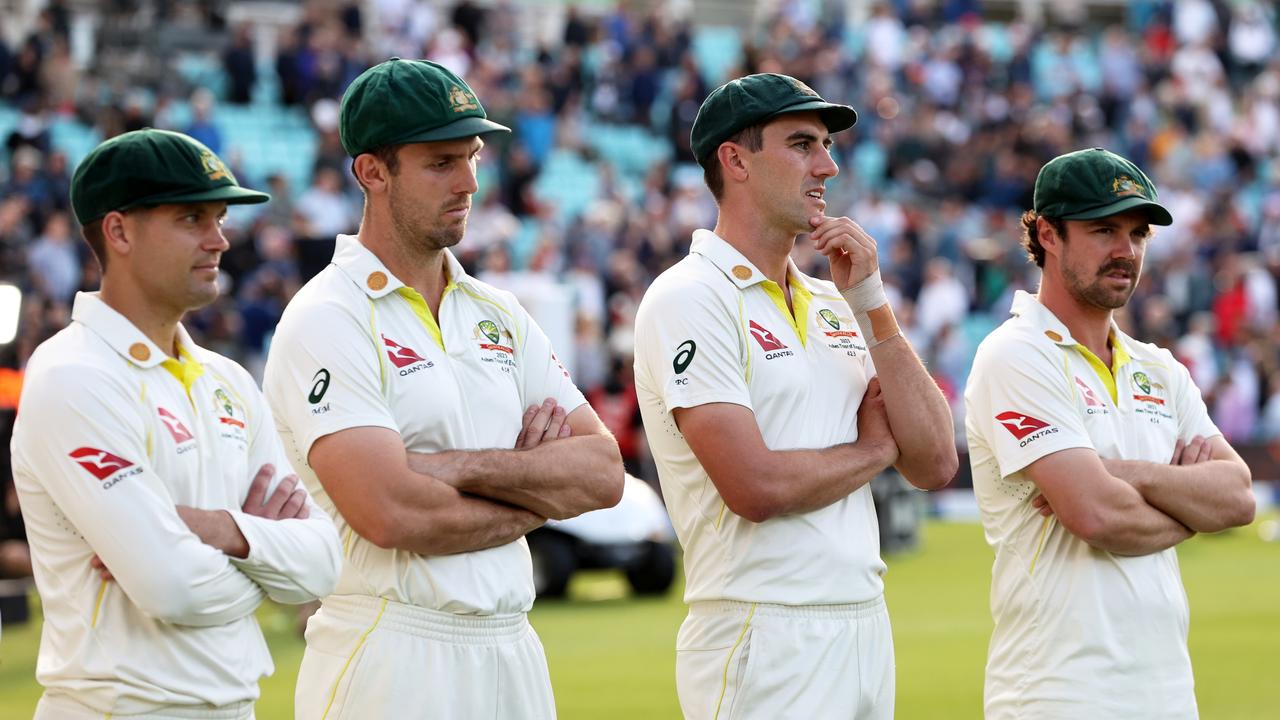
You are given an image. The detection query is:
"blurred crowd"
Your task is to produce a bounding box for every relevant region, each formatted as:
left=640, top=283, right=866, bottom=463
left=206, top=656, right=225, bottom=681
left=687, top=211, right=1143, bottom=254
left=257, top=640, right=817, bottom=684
left=4, top=0, right=1280, bottom=489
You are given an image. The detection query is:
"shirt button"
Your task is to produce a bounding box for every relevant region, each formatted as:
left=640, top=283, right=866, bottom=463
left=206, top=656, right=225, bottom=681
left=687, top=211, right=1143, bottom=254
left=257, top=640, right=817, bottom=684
left=129, top=343, right=151, bottom=361
left=367, top=271, right=388, bottom=291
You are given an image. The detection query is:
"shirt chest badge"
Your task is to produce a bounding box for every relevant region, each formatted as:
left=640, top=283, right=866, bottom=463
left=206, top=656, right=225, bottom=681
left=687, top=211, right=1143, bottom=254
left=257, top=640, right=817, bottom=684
left=816, top=307, right=864, bottom=355
left=158, top=406, right=199, bottom=453
left=474, top=319, right=516, bottom=369
left=749, top=320, right=794, bottom=359
left=383, top=334, right=435, bottom=376
left=1131, top=370, right=1173, bottom=421
left=1074, top=376, right=1110, bottom=416
left=212, top=387, right=248, bottom=442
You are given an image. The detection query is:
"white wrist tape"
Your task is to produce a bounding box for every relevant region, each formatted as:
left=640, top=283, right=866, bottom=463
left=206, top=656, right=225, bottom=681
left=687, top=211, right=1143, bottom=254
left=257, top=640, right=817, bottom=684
left=841, top=270, right=888, bottom=315
left=841, top=270, right=899, bottom=348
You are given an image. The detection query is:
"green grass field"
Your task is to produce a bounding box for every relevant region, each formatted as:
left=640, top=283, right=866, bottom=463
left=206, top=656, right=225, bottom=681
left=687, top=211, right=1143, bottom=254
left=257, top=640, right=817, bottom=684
left=1, top=519, right=1276, bottom=718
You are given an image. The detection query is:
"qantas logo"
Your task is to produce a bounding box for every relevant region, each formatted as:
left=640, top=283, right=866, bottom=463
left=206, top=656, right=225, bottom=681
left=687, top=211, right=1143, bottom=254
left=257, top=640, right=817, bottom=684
left=68, top=447, right=135, bottom=481
left=157, top=407, right=194, bottom=443
left=1074, top=377, right=1104, bottom=407
left=748, top=321, right=788, bottom=352
left=995, top=412, right=1050, bottom=440
left=383, top=335, right=428, bottom=369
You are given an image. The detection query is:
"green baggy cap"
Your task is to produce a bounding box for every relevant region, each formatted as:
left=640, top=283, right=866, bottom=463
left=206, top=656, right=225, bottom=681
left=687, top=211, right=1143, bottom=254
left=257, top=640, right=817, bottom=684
left=1034, top=148, right=1173, bottom=226
left=339, top=57, right=511, bottom=157
left=71, top=129, right=269, bottom=226
left=690, top=73, right=858, bottom=164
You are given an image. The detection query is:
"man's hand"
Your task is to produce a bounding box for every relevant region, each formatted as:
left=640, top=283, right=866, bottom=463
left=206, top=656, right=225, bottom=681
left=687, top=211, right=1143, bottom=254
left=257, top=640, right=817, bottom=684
left=1171, top=435, right=1213, bottom=466
left=857, top=377, right=898, bottom=468
left=809, top=215, right=879, bottom=291
left=514, top=398, right=572, bottom=450
left=241, top=463, right=310, bottom=520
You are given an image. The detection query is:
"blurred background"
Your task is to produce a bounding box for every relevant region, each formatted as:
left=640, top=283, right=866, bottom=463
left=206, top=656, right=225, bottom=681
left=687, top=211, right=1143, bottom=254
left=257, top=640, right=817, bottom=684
left=0, top=0, right=1277, bottom=717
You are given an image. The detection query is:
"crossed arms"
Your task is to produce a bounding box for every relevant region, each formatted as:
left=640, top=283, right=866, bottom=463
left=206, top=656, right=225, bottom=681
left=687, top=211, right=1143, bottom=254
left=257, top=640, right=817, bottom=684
left=1026, top=435, right=1254, bottom=555
left=17, top=368, right=340, bottom=627
left=308, top=400, right=624, bottom=555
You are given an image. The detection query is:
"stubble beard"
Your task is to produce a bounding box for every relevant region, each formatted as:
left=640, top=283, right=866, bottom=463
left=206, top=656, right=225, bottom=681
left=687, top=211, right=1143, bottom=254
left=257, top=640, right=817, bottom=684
left=389, top=186, right=466, bottom=253
left=1062, top=258, right=1140, bottom=310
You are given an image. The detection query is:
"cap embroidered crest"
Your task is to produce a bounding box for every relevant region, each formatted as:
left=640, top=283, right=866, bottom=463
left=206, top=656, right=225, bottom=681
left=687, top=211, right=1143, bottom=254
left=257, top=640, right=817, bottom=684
left=1112, top=175, right=1144, bottom=197
left=787, top=77, right=820, bottom=97
left=200, top=150, right=229, bottom=181
left=449, top=85, right=478, bottom=113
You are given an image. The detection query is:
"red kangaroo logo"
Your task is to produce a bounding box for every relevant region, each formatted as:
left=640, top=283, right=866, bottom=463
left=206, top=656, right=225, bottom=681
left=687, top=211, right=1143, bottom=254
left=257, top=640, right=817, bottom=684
left=1074, top=377, right=1103, bottom=407
left=748, top=321, right=788, bottom=351
left=383, top=335, right=428, bottom=369
left=157, top=407, right=194, bottom=443
left=995, top=412, right=1050, bottom=440
left=68, top=447, right=135, bottom=481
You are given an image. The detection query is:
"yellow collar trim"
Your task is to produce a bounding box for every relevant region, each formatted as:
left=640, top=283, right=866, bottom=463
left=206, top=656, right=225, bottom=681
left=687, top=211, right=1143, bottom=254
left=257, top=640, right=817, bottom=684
left=160, top=345, right=205, bottom=400
left=759, top=275, right=812, bottom=348
left=1073, top=333, right=1130, bottom=404
left=395, top=277, right=458, bottom=352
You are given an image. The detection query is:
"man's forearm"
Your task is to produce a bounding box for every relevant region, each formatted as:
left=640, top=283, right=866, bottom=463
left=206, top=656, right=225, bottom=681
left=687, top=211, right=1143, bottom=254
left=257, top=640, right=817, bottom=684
left=868, top=335, right=958, bottom=490
left=1086, top=495, right=1195, bottom=556
left=176, top=506, right=250, bottom=559
left=1104, top=458, right=1255, bottom=532
left=409, top=434, right=623, bottom=520
left=401, top=491, right=546, bottom=555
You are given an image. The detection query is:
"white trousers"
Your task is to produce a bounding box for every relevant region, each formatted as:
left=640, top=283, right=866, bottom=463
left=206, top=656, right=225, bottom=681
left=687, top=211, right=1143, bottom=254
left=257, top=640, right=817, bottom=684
left=676, top=597, right=895, bottom=720
left=295, top=594, right=556, bottom=720
left=35, top=693, right=254, bottom=719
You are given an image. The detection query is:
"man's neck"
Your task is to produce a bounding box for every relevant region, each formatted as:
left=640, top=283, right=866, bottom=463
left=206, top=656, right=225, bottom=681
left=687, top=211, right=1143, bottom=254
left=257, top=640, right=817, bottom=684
left=99, top=282, right=182, bottom=358
left=358, top=219, right=450, bottom=315
left=712, top=215, right=796, bottom=290
left=1037, top=282, right=1114, bottom=363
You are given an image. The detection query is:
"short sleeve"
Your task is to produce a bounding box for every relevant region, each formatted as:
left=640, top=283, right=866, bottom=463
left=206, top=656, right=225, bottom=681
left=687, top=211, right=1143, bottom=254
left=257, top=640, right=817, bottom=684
left=264, top=294, right=399, bottom=463
left=1167, top=350, right=1221, bottom=442
left=512, top=300, right=588, bottom=414
left=966, top=337, right=1095, bottom=478
left=634, top=276, right=751, bottom=413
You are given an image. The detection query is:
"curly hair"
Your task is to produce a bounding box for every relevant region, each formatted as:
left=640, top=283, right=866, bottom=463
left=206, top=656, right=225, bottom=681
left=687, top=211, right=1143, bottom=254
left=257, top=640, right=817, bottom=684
left=1019, top=210, right=1067, bottom=268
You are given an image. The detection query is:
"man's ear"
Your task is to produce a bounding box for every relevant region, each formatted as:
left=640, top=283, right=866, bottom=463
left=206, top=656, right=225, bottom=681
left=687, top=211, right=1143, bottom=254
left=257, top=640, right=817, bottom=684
left=102, top=211, right=131, bottom=257
left=718, top=142, right=749, bottom=184
left=1037, top=216, right=1062, bottom=257
left=353, top=154, right=390, bottom=194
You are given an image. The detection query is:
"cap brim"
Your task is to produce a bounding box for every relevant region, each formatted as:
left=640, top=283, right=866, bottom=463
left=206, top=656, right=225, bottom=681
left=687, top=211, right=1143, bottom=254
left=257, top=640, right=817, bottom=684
left=1061, top=196, right=1173, bottom=226
left=132, top=185, right=271, bottom=209
left=770, top=100, right=859, bottom=135
left=400, top=116, right=512, bottom=144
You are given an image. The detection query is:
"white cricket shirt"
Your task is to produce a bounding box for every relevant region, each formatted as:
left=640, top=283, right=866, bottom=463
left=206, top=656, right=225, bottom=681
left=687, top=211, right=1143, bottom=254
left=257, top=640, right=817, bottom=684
left=10, top=292, right=342, bottom=715
left=635, top=229, right=885, bottom=605
left=965, top=290, right=1216, bottom=719
left=263, top=234, right=586, bottom=615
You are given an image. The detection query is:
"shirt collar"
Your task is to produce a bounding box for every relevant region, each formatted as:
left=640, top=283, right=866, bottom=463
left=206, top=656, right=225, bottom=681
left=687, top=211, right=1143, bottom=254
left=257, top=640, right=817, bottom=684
left=71, top=292, right=205, bottom=368
left=1009, top=289, right=1133, bottom=364
left=332, top=233, right=473, bottom=299
left=689, top=228, right=811, bottom=292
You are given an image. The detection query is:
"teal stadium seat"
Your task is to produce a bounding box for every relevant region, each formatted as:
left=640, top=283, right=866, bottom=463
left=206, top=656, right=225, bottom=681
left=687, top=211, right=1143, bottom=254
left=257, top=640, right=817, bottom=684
left=692, top=27, right=742, bottom=87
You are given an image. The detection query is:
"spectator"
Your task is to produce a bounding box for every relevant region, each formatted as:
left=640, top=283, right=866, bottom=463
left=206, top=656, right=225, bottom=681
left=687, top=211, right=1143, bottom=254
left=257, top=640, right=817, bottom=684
left=222, top=23, right=257, bottom=104
left=25, top=211, right=79, bottom=304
